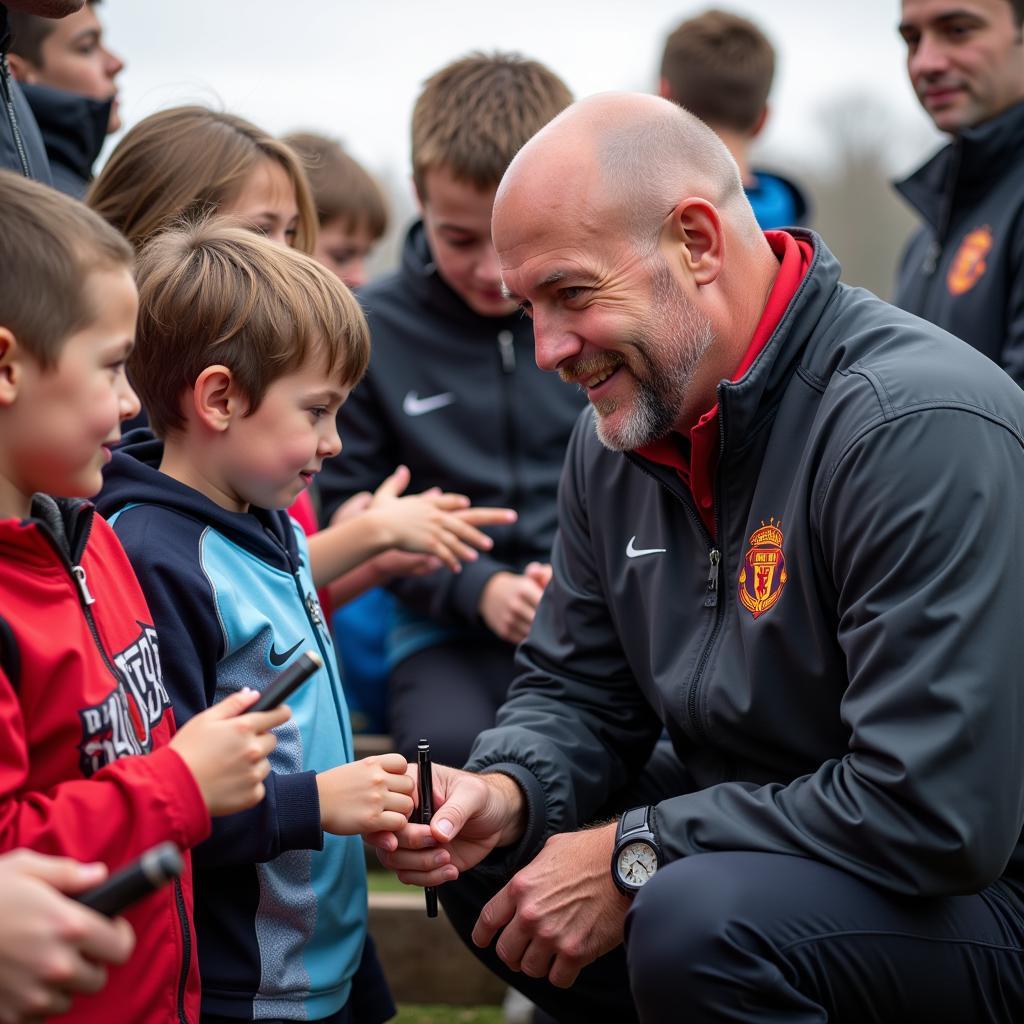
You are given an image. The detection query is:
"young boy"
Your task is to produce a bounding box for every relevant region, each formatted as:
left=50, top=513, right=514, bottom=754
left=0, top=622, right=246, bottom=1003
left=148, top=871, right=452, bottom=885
left=283, top=131, right=388, bottom=290
left=96, top=221, right=471, bottom=1023
left=316, top=52, right=587, bottom=768
left=658, top=9, right=809, bottom=229
left=0, top=170, right=287, bottom=1023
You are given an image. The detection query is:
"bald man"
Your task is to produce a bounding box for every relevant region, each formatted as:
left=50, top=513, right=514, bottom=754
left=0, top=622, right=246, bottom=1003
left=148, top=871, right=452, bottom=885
left=371, top=94, right=1024, bottom=1023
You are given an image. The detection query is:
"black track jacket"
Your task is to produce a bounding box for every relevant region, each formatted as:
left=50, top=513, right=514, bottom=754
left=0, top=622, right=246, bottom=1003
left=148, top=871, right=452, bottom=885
left=894, top=100, right=1024, bottom=386
left=317, top=221, right=586, bottom=629
left=0, top=6, right=50, bottom=182
left=469, top=230, right=1024, bottom=900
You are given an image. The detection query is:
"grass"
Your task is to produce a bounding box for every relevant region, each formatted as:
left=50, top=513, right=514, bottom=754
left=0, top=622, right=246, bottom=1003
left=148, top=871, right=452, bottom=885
left=367, top=866, right=418, bottom=894
left=394, top=1006, right=503, bottom=1024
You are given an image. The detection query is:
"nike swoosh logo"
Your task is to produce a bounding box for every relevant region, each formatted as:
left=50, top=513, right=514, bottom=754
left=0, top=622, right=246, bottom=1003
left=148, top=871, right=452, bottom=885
left=268, top=639, right=303, bottom=667
left=403, top=390, right=456, bottom=416
left=626, top=536, right=667, bottom=559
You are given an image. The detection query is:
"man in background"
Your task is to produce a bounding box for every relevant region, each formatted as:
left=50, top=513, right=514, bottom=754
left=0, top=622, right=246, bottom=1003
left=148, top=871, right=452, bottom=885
left=894, top=0, right=1024, bottom=382
left=1, top=0, right=85, bottom=182
left=7, top=0, right=123, bottom=195
left=658, top=8, right=808, bottom=229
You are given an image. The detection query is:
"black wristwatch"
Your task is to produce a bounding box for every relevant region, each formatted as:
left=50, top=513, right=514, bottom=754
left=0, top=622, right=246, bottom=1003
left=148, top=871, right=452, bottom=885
left=611, top=805, right=662, bottom=897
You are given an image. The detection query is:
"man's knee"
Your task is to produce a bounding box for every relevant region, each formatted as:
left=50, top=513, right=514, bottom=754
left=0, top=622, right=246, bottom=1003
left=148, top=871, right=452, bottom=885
left=624, top=852, right=800, bottom=1000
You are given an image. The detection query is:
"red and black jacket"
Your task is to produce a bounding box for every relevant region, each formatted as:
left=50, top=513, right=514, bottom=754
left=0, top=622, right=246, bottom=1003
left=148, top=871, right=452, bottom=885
left=0, top=494, right=210, bottom=1023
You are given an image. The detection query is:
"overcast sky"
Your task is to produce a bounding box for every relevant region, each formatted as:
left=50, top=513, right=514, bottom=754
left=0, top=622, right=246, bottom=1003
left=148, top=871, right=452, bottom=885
left=98, top=0, right=943, bottom=194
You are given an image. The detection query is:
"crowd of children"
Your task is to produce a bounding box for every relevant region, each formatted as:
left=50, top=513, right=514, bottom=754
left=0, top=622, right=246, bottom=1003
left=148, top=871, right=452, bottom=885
left=0, top=11, right=579, bottom=1017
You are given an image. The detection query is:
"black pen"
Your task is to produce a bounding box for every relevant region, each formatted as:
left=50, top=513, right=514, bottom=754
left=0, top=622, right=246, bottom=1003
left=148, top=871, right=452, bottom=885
left=417, top=738, right=438, bottom=918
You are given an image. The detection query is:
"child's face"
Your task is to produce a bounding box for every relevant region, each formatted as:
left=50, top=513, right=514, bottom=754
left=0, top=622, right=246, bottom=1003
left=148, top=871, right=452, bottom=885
left=220, top=157, right=300, bottom=249
left=217, top=351, right=348, bottom=512
left=418, top=166, right=518, bottom=318
left=314, top=217, right=378, bottom=289
left=1, top=267, right=139, bottom=512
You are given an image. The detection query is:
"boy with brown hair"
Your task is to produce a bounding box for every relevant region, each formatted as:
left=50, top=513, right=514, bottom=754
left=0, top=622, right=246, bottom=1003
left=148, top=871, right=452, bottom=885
left=97, top=221, right=480, bottom=1023
left=317, top=52, right=587, bottom=768
left=659, top=8, right=808, bottom=229
left=0, top=170, right=286, bottom=1023
left=284, top=131, right=388, bottom=289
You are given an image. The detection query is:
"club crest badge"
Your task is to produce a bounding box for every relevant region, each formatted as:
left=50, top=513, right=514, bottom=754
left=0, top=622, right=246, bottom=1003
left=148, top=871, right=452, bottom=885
left=738, top=518, right=788, bottom=619
left=947, top=225, right=992, bottom=297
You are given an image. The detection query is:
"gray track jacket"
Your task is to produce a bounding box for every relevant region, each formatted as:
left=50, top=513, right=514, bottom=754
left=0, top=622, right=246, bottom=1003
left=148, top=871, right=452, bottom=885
left=468, top=230, right=1024, bottom=899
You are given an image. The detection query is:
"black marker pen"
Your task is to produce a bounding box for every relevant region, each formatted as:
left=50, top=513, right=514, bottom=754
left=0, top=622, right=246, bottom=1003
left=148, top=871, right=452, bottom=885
left=417, top=738, right=438, bottom=918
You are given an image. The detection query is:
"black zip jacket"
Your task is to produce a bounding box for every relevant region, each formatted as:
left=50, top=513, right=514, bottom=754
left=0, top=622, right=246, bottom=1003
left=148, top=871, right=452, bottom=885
left=0, top=6, right=50, bottom=182
left=20, top=81, right=110, bottom=197
left=469, top=230, right=1024, bottom=900
left=893, top=100, right=1024, bottom=385
left=317, top=220, right=587, bottom=629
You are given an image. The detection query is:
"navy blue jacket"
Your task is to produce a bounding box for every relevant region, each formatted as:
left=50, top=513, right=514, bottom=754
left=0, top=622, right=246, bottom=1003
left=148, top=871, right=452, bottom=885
left=894, top=100, right=1024, bottom=385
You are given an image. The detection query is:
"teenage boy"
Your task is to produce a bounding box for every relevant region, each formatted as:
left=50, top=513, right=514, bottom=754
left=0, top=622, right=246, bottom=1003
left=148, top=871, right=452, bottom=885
left=658, top=9, right=808, bottom=229
left=317, top=52, right=586, bottom=767
left=7, top=0, right=124, bottom=196
left=96, top=221, right=467, bottom=1024
left=894, top=0, right=1024, bottom=382
left=0, top=170, right=286, bottom=1023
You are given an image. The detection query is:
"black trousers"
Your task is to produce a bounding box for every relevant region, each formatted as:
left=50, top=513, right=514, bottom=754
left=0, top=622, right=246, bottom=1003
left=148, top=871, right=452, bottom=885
left=441, top=821, right=1024, bottom=1022
left=388, top=635, right=517, bottom=766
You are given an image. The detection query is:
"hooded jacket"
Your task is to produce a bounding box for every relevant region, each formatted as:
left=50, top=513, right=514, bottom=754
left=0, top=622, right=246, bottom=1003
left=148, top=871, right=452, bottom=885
left=468, top=230, right=1024, bottom=903
left=20, top=81, right=110, bottom=197
left=893, top=100, right=1024, bottom=385
left=316, top=221, right=587, bottom=658
left=98, top=436, right=371, bottom=1022
left=0, top=5, right=50, bottom=182
left=745, top=167, right=809, bottom=230
left=0, top=495, right=209, bottom=1024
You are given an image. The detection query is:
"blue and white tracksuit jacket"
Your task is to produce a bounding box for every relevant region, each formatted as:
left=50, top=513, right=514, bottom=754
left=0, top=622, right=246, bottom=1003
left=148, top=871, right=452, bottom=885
left=99, top=434, right=371, bottom=1022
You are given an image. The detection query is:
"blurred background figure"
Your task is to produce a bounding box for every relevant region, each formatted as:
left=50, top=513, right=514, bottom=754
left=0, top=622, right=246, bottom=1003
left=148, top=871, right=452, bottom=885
left=658, top=8, right=809, bottom=229
left=285, top=130, right=389, bottom=289
left=893, top=0, right=1024, bottom=383
left=7, top=0, right=123, bottom=195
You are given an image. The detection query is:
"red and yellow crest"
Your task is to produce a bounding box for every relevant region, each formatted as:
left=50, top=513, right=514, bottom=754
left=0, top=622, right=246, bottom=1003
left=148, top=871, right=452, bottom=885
left=946, top=225, right=993, bottom=297
left=738, top=517, right=788, bottom=619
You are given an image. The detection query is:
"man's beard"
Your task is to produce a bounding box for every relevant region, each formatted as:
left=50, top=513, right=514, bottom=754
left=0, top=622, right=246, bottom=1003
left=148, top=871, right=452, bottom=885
left=590, top=266, right=715, bottom=452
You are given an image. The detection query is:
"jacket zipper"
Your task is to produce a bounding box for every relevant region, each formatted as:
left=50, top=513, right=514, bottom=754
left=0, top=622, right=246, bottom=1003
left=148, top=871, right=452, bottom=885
left=172, top=877, right=191, bottom=1024
left=685, top=406, right=729, bottom=741
left=0, top=55, right=31, bottom=177
left=43, top=514, right=192, bottom=1023
left=497, top=330, right=522, bottom=565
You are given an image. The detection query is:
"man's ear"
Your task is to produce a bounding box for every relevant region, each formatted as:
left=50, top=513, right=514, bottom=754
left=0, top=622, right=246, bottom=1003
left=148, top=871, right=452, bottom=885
left=657, top=77, right=674, bottom=101
left=664, top=198, right=724, bottom=287
left=192, top=365, right=240, bottom=432
left=0, top=328, right=24, bottom=408
left=5, top=53, right=40, bottom=85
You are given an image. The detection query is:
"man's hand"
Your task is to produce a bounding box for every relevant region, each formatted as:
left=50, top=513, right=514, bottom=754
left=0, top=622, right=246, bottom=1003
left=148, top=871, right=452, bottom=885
left=472, top=823, right=629, bottom=989
left=479, top=562, right=551, bottom=644
left=367, top=765, right=526, bottom=881
left=0, top=850, right=136, bottom=1023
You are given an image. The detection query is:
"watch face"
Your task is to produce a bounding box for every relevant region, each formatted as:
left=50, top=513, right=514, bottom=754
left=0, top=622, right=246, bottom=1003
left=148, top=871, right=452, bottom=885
left=616, top=840, right=658, bottom=889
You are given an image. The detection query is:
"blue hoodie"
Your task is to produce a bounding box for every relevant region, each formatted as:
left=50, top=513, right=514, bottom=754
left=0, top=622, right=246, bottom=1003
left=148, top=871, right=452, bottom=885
left=98, top=434, right=370, bottom=1022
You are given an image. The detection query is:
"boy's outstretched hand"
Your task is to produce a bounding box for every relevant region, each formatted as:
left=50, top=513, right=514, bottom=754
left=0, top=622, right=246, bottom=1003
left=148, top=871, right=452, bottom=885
left=316, top=753, right=416, bottom=836
left=169, top=689, right=289, bottom=816
left=367, top=465, right=517, bottom=574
